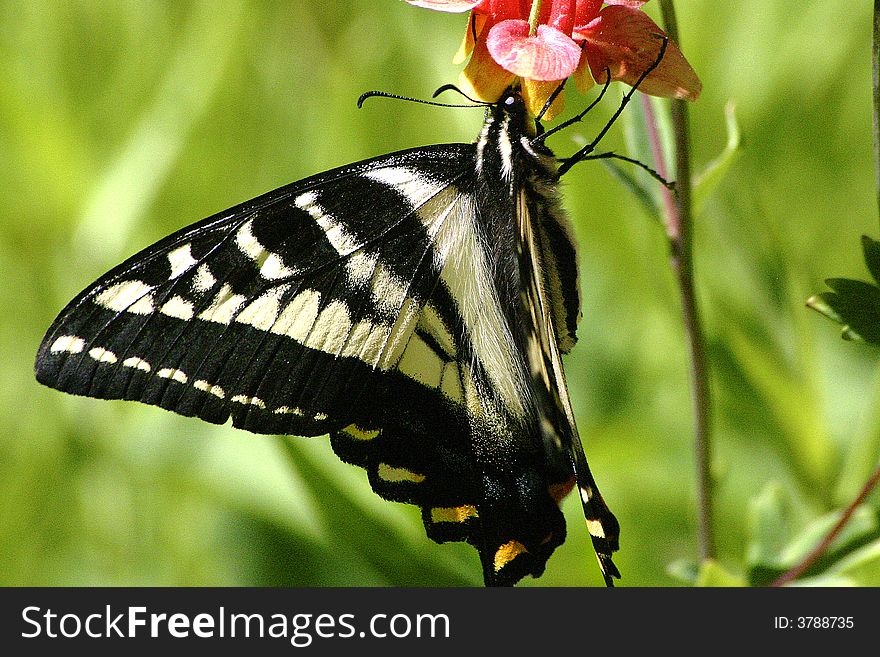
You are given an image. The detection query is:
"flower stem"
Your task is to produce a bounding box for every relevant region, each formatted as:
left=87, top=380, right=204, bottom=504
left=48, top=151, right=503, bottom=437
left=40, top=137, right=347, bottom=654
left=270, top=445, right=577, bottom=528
left=873, top=0, right=880, bottom=227
left=657, top=0, right=716, bottom=563
left=771, top=464, right=880, bottom=586
left=528, top=0, right=543, bottom=37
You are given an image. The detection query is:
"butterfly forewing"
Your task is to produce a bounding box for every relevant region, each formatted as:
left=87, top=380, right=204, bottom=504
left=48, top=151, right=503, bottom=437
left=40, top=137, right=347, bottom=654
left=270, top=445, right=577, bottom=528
left=38, top=148, right=464, bottom=431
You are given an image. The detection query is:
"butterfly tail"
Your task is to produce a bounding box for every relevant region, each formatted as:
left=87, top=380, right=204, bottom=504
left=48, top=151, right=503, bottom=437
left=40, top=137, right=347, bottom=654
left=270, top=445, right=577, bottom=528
left=571, top=444, right=621, bottom=586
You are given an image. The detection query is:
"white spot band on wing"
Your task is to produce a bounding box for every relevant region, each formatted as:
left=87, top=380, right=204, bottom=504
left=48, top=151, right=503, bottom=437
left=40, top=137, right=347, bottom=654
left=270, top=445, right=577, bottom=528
left=88, top=347, right=117, bottom=364
left=294, top=191, right=360, bottom=256
left=157, top=368, right=188, bottom=383
left=50, top=335, right=85, bottom=354
left=95, top=280, right=155, bottom=314
left=167, top=244, right=198, bottom=279
left=235, top=219, right=297, bottom=280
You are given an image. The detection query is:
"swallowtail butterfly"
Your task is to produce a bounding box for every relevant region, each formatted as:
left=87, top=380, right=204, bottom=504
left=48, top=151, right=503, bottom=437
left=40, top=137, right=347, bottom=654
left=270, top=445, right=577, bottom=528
left=34, top=67, right=665, bottom=584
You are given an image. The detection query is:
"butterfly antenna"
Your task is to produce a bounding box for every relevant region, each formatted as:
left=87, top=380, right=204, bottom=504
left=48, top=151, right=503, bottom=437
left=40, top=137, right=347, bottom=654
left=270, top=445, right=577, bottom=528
left=431, top=84, right=491, bottom=106
left=534, top=67, right=613, bottom=145
left=534, top=79, right=569, bottom=126
left=357, top=90, right=483, bottom=110
left=584, top=152, right=675, bottom=190
left=557, top=34, right=669, bottom=176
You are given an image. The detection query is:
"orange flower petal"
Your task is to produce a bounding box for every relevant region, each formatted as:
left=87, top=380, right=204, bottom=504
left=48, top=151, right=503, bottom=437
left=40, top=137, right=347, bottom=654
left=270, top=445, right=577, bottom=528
left=572, top=50, right=596, bottom=93
left=460, top=35, right=516, bottom=101
left=575, top=6, right=701, bottom=101
left=486, top=20, right=582, bottom=81
left=454, top=13, right=487, bottom=64
left=521, top=78, right=566, bottom=120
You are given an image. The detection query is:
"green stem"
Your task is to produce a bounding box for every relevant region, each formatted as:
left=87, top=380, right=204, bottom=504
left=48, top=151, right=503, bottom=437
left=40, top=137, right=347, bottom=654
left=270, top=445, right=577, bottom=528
left=658, top=0, right=716, bottom=564
left=874, top=0, right=880, bottom=227
left=528, top=0, right=543, bottom=37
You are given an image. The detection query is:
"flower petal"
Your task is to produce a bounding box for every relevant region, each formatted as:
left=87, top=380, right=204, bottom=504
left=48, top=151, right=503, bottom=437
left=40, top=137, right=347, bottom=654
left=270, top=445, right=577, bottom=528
left=522, top=78, right=566, bottom=120
left=602, top=0, right=650, bottom=7
left=454, top=13, right=487, bottom=64
left=575, top=0, right=603, bottom=24
left=575, top=6, right=701, bottom=100
left=488, top=0, right=532, bottom=21
left=544, top=0, right=577, bottom=34
left=572, top=50, right=596, bottom=93
left=460, top=35, right=516, bottom=101
left=487, top=20, right=582, bottom=81
left=405, top=0, right=485, bottom=12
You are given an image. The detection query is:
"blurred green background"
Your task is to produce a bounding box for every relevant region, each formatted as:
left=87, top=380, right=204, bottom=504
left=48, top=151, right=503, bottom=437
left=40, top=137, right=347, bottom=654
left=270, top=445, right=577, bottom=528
left=3, top=1, right=879, bottom=586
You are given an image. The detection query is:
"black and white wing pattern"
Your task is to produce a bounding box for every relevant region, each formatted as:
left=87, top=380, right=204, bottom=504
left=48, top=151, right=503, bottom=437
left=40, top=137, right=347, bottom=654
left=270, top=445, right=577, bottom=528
left=35, top=88, right=620, bottom=586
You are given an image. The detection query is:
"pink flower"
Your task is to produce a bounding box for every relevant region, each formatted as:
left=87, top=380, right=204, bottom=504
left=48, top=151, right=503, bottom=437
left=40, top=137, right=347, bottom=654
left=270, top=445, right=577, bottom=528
left=406, top=0, right=701, bottom=118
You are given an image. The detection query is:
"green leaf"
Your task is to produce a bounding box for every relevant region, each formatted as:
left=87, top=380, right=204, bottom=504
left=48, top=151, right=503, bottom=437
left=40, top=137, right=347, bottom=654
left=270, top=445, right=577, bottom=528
left=692, top=101, right=742, bottom=215
left=694, top=560, right=747, bottom=587
left=756, top=507, right=879, bottom=584
left=666, top=558, right=699, bottom=585
left=777, top=507, right=878, bottom=567
left=820, top=279, right=880, bottom=342
left=805, top=294, right=863, bottom=341
left=746, top=482, right=795, bottom=572
left=724, top=324, right=834, bottom=492
left=862, top=235, right=880, bottom=286
left=808, top=235, right=880, bottom=343
left=824, top=537, right=880, bottom=585
left=745, top=481, right=880, bottom=584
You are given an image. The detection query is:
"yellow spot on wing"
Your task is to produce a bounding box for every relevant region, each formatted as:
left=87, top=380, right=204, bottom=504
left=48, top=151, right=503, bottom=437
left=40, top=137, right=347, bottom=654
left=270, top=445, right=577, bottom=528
left=273, top=405, right=304, bottom=415
left=440, top=362, right=464, bottom=403
left=377, top=463, right=425, bottom=484
left=398, top=334, right=443, bottom=388
left=236, top=285, right=287, bottom=330
left=586, top=518, right=606, bottom=539
left=493, top=540, right=528, bottom=572
left=167, top=244, right=197, bottom=279
left=193, top=263, right=216, bottom=292
left=271, top=289, right=320, bottom=341
left=341, top=424, right=380, bottom=441
left=340, top=319, right=390, bottom=366
left=430, top=505, right=478, bottom=524
left=304, top=300, right=352, bottom=354
left=198, top=284, right=246, bottom=324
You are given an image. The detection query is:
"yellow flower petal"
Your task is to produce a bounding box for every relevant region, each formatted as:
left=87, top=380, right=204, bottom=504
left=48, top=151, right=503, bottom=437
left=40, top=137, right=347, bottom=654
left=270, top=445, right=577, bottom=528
left=453, top=13, right=486, bottom=64
left=522, top=78, right=566, bottom=120
left=460, top=36, right=516, bottom=102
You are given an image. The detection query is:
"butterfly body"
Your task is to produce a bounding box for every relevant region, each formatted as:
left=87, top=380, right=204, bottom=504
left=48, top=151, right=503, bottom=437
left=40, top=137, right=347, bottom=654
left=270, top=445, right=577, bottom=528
left=36, top=88, right=619, bottom=586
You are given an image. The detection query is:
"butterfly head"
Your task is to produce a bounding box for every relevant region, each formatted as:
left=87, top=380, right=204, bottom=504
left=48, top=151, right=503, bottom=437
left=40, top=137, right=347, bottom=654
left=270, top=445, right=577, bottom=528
left=492, top=87, right=538, bottom=140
